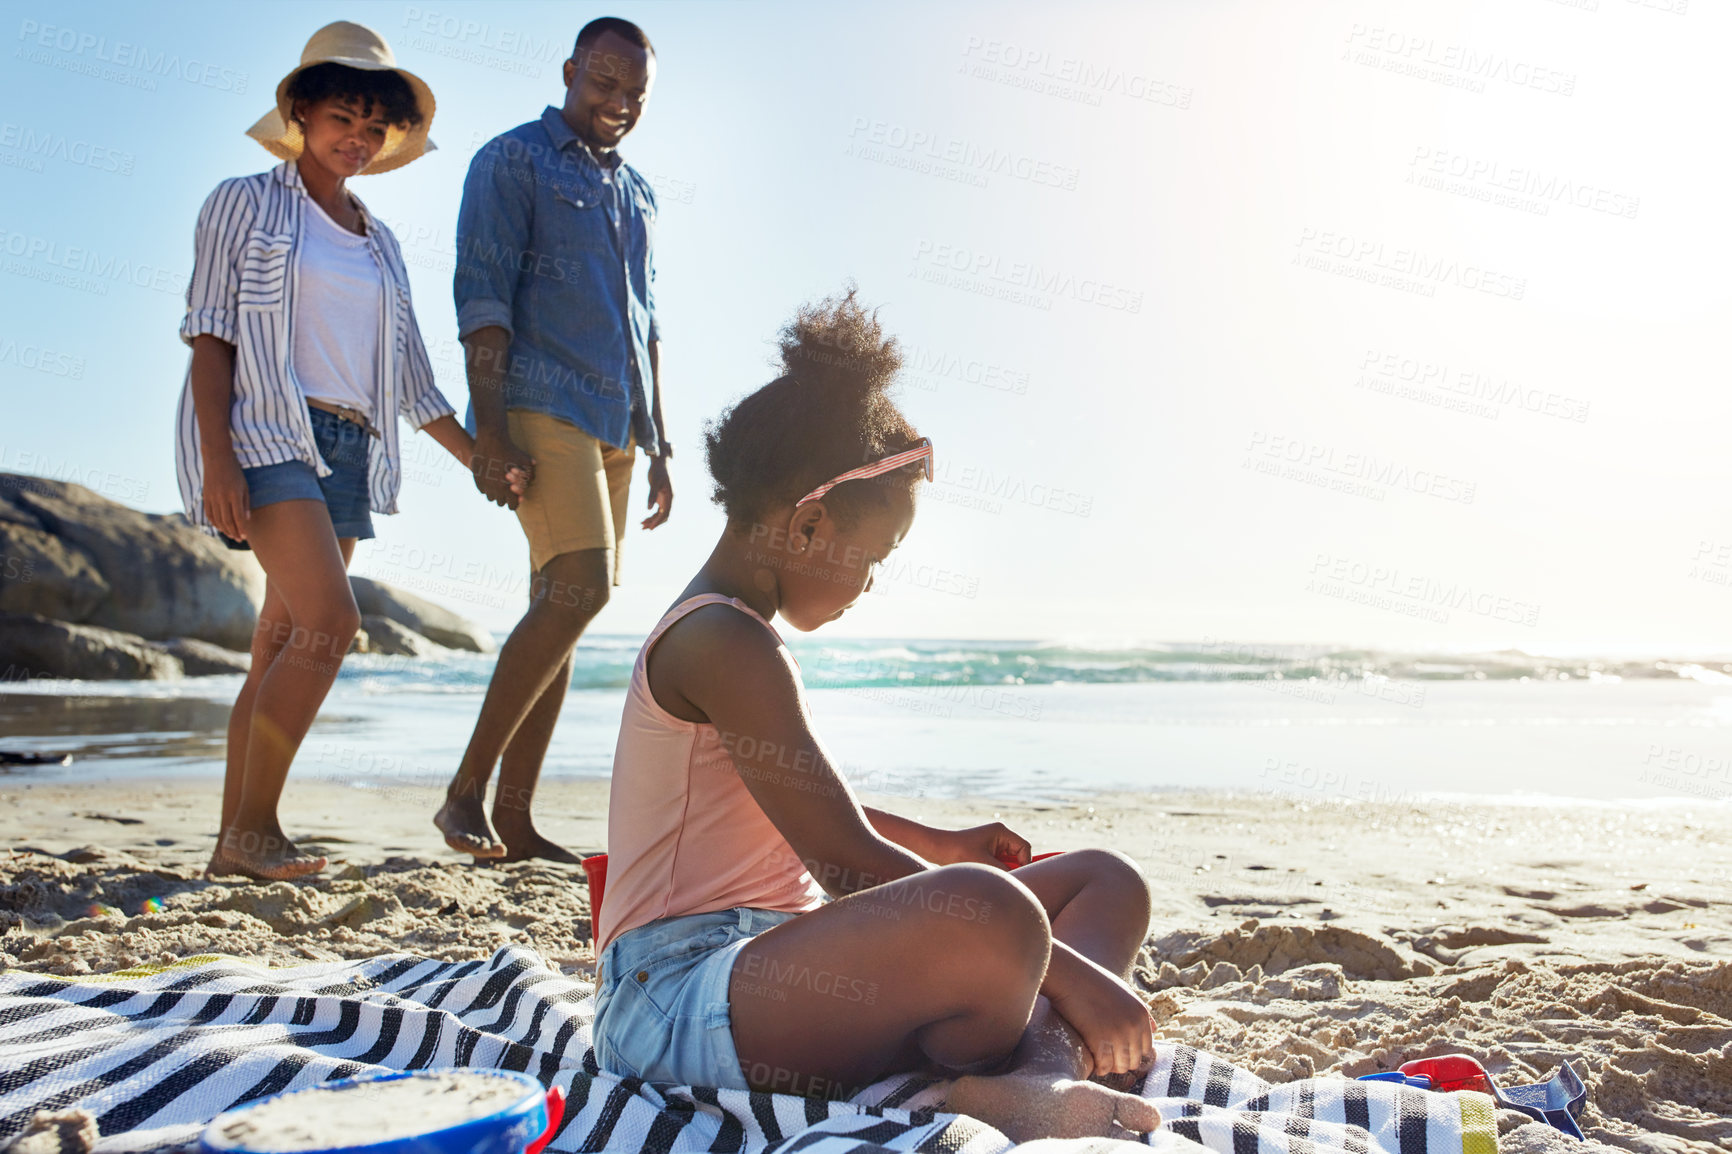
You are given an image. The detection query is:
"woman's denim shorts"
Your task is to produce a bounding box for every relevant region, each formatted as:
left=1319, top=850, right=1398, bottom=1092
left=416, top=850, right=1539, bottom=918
left=225, top=407, right=374, bottom=548
left=592, top=907, right=801, bottom=1089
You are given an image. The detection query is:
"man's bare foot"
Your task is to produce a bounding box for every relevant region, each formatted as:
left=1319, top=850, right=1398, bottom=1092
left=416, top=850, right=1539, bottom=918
left=205, top=838, right=327, bottom=882
left=946, top=1072, right=1161, bottom=1143
left=496, top=828, right=585, bottom=864
left=435, top=794, right=506, bottom=859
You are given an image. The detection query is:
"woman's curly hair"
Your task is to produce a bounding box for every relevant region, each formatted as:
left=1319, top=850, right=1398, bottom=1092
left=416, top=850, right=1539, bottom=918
left=705, top=288, right=923, bottom=528
left=287, top=62, right=424, bottom=129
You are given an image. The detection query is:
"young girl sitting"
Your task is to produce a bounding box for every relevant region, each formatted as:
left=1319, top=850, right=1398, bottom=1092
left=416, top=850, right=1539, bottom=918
left=591, top=292, right=1162, bottom=1142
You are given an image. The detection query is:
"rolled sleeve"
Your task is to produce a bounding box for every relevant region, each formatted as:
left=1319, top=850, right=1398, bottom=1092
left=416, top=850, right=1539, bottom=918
left=179, top=178, right=255, bottom=347
left=454, top=138, right=534, bottom=343
left=457, top=296, right=516, bottom=341
left=405, top=382, right=456, bottom=429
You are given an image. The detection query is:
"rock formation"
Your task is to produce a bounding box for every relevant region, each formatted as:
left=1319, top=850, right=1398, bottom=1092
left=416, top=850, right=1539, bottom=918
left=0, top=474, right=494, bottom=681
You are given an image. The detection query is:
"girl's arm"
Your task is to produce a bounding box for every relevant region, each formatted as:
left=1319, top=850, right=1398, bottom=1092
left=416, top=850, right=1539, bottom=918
left=861, top=808, right=939, bottom=860
left=651, top=605, right=928, bottom=897
left=862, top=808, right=1031, bottom=868
left=189, top=335, right=249, bottom=540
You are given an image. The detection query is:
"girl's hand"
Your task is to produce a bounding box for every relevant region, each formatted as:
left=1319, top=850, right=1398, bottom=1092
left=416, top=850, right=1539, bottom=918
left=203, top=452, right=250, bottom=541
left=1048, top=960, right=1156, bottom=1077
left=925, top=822, right=1031, bottom=868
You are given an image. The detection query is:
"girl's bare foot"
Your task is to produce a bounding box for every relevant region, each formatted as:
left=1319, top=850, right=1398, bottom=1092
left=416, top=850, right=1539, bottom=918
left=205, top=832, right=328, bottom=882
left=945, top=1072, right=1162, bottom=1143
left=434, top=794, right=507, bottom=858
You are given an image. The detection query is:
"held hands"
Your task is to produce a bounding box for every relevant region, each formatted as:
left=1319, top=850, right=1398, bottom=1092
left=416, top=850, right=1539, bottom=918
left=470, top=431, right=534, bottom=509
left=641, top=455, right=673, bottom=529
left=203, top=452, right=251, bottom=541
left=1048, top=955, right=1157, bottom=1077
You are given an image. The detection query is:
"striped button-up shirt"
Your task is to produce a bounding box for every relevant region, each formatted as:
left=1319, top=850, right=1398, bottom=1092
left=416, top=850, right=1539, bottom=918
left=174, top=161, right=455, bottom=529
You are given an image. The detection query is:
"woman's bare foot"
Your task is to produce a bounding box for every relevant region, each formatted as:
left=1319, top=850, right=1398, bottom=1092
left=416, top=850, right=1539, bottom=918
left=945, top=1072, right=1162, bottom=1143
left=205, top=829, right=327, bottom=882
left=434, top=794, right=506, bottom=858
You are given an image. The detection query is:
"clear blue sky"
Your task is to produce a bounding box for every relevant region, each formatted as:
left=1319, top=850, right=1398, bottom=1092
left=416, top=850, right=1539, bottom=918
left=3, top=0, right=1726, bottom=651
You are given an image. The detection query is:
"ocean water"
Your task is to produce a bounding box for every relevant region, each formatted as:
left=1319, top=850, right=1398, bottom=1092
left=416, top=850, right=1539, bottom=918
left=4, top=638, right=1731, bottom=807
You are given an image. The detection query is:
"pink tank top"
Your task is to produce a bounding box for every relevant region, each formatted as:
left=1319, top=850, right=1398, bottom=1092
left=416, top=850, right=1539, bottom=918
left=596, top=594, right=825, bottom=952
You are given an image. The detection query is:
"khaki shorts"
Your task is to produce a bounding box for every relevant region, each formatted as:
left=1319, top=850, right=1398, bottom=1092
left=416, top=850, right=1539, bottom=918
left=508, top=409, right=634, bottom=583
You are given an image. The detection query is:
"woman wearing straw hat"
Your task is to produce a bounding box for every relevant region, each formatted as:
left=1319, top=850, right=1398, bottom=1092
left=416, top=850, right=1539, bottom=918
left=174, top=21, right=519, bottom=880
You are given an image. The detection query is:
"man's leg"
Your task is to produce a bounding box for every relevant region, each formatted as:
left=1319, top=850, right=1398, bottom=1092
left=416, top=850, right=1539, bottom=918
left=491, top=648, right=579, bottom=861
left=436, top=547, right=611, bottom=857
left=489, top=433, right=634, bottom=860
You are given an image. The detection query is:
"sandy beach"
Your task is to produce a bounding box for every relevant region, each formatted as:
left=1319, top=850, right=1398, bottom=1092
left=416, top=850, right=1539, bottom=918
left=3, top=771, right=1727, bottom=1153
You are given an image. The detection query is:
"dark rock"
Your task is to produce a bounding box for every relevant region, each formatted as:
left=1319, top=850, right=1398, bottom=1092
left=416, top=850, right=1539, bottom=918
left=150, top=638, right=252, bottom=676
left=0, top=473, right=490, bottom=673
left=0, top=474, right=263, bottom=650
left=351, top=576, right=495, bottom=652
left=359, top=615, right=441, bottom=657
left=0, top=524, right=108, bottom=621
left=0, top=613, right=182, bottom=681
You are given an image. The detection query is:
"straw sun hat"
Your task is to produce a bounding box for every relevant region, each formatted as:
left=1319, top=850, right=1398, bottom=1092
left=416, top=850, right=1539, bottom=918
left=245, top=21, right=437, bottom=175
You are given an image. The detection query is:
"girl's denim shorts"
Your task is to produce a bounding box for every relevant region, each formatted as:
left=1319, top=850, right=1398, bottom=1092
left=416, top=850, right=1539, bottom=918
left=225, top=407, right=374, bottom=548
left=592, top=907, right=801, bottom=1089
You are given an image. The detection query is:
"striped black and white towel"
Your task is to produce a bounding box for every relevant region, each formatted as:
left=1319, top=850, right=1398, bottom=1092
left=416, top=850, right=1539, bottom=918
left=0, top=947, right=1497, bottom=1154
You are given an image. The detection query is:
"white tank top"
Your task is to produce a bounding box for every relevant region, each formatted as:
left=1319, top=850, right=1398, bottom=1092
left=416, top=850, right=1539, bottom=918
left=291, top=198, right=383, bottom=419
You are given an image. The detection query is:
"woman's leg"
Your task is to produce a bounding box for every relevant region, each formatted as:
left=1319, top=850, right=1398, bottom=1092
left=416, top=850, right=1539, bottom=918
left=219, top=538, right=360, bottom=839
left=725, top=863, right=1159, bottom=1141
left=217, top=580, right=290, bottom=841
left=211, top=503, right=358, bottom=880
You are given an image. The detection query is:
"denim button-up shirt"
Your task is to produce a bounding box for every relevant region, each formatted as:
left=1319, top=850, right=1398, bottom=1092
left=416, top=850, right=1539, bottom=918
left=455, top=105, right=661, bottom=454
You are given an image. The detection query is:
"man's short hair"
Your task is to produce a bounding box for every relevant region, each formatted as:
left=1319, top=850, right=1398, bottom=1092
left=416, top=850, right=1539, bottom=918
left=574, top=17, right=655, bottom=59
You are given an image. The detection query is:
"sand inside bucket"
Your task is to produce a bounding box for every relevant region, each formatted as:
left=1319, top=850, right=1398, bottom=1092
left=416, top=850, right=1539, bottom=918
left=211, top=1072, right=534, bottom=1151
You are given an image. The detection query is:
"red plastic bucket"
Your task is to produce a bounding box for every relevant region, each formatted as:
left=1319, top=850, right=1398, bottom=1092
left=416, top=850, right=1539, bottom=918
left=581, top=854, right=608, bottom=925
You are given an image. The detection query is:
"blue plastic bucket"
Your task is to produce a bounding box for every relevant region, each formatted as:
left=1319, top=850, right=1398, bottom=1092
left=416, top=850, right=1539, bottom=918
left=199, top=1069, right=553, bottom=1154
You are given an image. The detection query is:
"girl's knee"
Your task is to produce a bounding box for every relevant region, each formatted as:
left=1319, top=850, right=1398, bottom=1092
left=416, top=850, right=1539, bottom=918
left=919, top=864, right=1051, bottom=969
left=1072, top=847, right=1154, bottom=915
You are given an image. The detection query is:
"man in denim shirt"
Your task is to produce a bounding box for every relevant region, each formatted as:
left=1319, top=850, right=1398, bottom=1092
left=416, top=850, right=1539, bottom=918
left=437, top=17, right=671, bottom=861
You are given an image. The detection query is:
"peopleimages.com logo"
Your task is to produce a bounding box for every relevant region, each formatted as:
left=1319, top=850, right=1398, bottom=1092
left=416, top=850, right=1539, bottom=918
left=16, top=20, right=248, bottom=93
